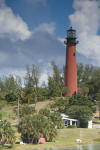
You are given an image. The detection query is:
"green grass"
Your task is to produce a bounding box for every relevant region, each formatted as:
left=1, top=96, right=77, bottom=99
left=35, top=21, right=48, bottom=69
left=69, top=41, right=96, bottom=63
left=0, top=102, right=100, bottom=150
left=0, top=128, right=100, bottom=150
left=0, top=112, right=17, bottom=119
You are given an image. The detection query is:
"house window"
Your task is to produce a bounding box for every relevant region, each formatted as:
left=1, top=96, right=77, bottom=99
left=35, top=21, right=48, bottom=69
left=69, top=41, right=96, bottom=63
left=73, top=52, right=75, bottom=56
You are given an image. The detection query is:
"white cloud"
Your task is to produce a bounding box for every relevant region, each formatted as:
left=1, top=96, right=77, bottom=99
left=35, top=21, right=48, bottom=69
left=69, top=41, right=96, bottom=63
left=0, top=51, right=8, bottom=63
left=34, top=23, right=56, bottom=34
left=0, top=1, right=31, bottom=41
left=69, top=0, right=100, bottom=66
left=58, top=37, right=65, bottom=45
left=0, top=0, right=5, bottom=5
left=40, top=72, right=48, bottom=85
left=0, top=21, right=65, bottom=84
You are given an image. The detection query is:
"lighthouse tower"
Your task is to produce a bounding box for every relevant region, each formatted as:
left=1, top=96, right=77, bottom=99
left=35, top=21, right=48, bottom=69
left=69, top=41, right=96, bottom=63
left=64, top=27, right=78, bottom=96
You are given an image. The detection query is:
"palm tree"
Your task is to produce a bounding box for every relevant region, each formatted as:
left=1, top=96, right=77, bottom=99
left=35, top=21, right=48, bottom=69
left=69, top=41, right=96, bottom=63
left=0, top=120, right=15, bottom=145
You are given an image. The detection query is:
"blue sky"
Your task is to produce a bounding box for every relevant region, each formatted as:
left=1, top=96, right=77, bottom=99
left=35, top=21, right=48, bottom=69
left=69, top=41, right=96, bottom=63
left=6, top=0, right=74, bottom=36
left=0, top=0, right=100, bottom=84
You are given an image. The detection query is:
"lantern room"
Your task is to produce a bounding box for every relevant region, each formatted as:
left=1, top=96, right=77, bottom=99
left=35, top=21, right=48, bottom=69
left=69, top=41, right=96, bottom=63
left=67, top=27, right=76, bottom=39
left=64, top=27, right=78, bottom=46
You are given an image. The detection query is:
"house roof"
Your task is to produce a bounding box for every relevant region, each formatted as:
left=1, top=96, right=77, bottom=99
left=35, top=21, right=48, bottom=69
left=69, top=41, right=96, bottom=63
left=61, top=113, right=78, bottom=122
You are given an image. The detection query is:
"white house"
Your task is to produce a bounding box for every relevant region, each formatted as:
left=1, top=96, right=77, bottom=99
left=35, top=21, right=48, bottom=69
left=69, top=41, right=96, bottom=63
left=61, top=114, right=78, bottom=127
left=88, top=120, right=92, bottom=128
left=61, top=114, right=92, bottom=128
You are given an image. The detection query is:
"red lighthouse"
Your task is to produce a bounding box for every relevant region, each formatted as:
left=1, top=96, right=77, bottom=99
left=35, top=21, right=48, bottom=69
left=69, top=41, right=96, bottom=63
left=64, top=27, right=78, bottom=96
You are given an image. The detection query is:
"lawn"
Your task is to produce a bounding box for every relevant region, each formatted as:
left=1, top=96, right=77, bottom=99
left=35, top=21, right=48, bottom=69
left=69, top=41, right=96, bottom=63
left=0, top=128, right=100, bottom=150
left=0, top=102, right=100, bottom=150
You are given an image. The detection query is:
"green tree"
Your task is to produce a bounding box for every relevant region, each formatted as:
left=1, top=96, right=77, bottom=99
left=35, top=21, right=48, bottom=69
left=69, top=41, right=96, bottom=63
left=19, top=105, right=35, bottom=118
left=4, top=75, right=22, bottom=93
left=77, top=63, right=84, bottom=87
left=42, top=119, right=57, bottom=142
left=68, top=94, right=96, bottom=113
left=39, top=108, right=64, bottom=129
left=88, top=68, right=100, bottom=97
left=38, top=87, right=50, bottom=101
left=50, top=97, right=69, bottom=113
left=15, top=88, right=25, bottom=122
left=5, top=92, right=17, bottom=102
left=77, top=63, right=94, bottom=88
left=18, top=115, right=41, bottom=144
left=95, top=92, right=100, bottom=120
left=67, top=94, right=95, bottom=128
left=18, top=114, right=57, bottom=143
left=82, top=87, right=89, bottom=96
left=50, top=94, right=96, bottom=128
left=67, top=105, right=93, bottom=128
left=0, top=75, right=22, bottom=104
left=24, top=64, right=40, bottom=104
left=50, top=112, right=64, bottom=129
left=0, top=120, right=15, bottom=146
left=39, top=108, right=51, bottom=118
left=48, top=61, right=68, bottom=97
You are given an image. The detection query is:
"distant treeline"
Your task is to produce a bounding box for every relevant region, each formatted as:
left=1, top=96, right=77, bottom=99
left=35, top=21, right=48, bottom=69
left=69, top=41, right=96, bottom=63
left=0, top=62, right=100, bottom=104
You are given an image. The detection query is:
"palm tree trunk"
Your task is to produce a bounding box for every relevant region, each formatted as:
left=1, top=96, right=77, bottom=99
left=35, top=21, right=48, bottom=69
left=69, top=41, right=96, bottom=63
left=18, top=97, right=20, bottom=124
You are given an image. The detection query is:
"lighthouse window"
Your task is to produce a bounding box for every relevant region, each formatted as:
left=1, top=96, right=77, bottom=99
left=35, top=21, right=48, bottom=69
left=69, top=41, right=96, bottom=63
left=73, top=52, right=75, bottom=56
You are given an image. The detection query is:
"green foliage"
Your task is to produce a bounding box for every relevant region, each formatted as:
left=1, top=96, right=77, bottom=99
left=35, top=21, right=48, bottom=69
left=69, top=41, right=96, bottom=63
left=14, top=104, right=35, bottom=118
left=0, top=63, right=100, bottom=106
left=24, top=64, right=40, bottom=104
left=68, top=125, right=77, bottom=128
left=18, top=107, right=64, bottom=144
left=0, top=120, right=15, bottom=145
left=41, top=119, right=57, bottom=142
left=37, top=88, right=50, bottom=101
left=0, top=114, right=2, bottom=120
left=18, top=115, right=42, bottom=144
left=79, top=120, right=88, bottom=128
left=5, top=92, right=17, bottom=102
left=39, top=108, right=64, bottom=129
left=87, top=69, right=100, bottom=96
left=68, top=94, right=96, bottom=113
left=4, top=76, right=21, bottom=93
left=77, top=64, right=100, bottom=99
left=0, top=76, right=22, bottom=93
left=95, top=92, right=100, bottom=119
left=18, top=114, right=57, bottom=144
left=67, top=94, right=95, bottom=128
left=67, top=105, right=93, bottom=121
left=19, top=105, right=35, bottom=117
left=51, top=94, right=95, bottom=128
left=50, top=112, right=64, bottom=129
left=48, top=61, right=68, bottom=97
left=77, top=63, right=94, bottom=88
left=39, top=108, right=50, bottom=117
left=50, top=98, right=69, bottom=113
left=82, top=87, right=89, bottom=96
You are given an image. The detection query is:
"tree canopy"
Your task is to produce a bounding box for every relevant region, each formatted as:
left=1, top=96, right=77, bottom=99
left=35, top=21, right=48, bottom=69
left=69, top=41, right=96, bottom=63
left=0, top=120, right=15, bottom=145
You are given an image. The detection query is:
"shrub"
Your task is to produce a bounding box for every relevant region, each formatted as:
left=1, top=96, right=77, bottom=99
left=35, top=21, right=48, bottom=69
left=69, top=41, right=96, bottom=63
left=14, top=105, right=35, bottom=118
left=68, top=125, right=77, bottom=128
left=19, top=105, right=35, bottom=117
left=18, top=114, right=57, bottom=144
left=0, top=120, right=16, bottom=145
left=5, top=92, right=17, bottom=102
left=80, top=120, right=88, bottom=128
